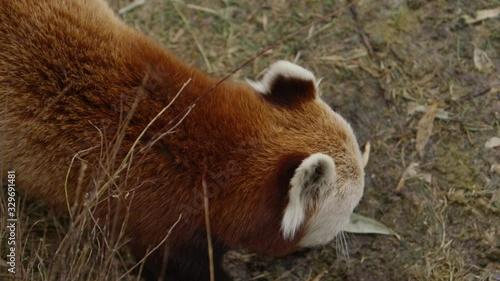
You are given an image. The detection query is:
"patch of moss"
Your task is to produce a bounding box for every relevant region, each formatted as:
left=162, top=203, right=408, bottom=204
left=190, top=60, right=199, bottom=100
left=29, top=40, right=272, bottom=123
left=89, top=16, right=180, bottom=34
left=434, top=140, right=481, bottom=190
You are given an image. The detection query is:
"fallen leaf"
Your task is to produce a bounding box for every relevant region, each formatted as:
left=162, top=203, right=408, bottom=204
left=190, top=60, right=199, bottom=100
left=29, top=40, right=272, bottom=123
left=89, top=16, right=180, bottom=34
left=447, top=189, right=466, bottom=204
left=262, top=12, right=268, bottom=31
left=420, top=173, right=432, bottom=184
left=462, top=7, right=500, bottom=24
left=311, top=270, right=328, bottom=281
left=185, top=4, right=220, bottom=16
left=307, top=25, right=315, bottom=40
left=170, top=28, right=186, bottom=43
left=485, top=137, right=500, bottom=149
left=320, top=49, right=368, bottom=62
left=118, top=0, right=145, bottom=15
left=407, top=103, right=450, bottom=120
left=396, top=162, right=420, bottom=192
left=413, top=69, right=437, bottom=87
left=473, top=46, right=495, bottom=74
left=343, top=213, right=400, bottom=239
left=416, top=103, right=438, bottom=158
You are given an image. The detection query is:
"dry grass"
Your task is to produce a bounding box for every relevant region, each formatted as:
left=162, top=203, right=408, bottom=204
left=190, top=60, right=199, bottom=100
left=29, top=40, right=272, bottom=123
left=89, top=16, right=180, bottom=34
left=0, top=60, right=191, bottom=280
left=2, top=0, right=500, bottom=280
left=0, top=177, right=138, bottom=281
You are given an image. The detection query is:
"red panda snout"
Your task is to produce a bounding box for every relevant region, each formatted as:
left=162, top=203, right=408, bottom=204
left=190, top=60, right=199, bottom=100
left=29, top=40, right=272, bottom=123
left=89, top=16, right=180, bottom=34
left=279, top=150, right=364, bottom=248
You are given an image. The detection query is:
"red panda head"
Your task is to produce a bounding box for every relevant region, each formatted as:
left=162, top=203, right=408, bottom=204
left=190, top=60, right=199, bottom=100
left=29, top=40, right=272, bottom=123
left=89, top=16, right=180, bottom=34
left=245, top=61, right=365, bottom=250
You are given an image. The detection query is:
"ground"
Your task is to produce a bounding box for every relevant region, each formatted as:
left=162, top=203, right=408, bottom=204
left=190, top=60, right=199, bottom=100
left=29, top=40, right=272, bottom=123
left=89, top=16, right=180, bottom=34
left=1, top=0, right=499, bottom=280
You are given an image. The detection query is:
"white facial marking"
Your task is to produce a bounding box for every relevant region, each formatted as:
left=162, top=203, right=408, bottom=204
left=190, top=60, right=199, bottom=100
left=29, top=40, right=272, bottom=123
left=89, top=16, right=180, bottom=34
left=298, top=176, right=364, bottom=247
left=281, top=153, right=336, bottom=240
left=246, top=60, right=316, bottom=95
left=298, top=111, right=365, bottom=247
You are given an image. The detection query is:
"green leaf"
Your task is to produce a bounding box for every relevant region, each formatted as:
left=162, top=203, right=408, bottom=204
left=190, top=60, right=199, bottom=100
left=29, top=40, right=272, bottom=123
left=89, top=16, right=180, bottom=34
left=343, top=213, right=400, bottom=239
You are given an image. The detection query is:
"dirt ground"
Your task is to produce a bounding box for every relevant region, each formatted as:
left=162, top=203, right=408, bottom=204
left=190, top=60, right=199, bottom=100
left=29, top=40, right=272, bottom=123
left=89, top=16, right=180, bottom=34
left=2, top=0, right=499, bottom=280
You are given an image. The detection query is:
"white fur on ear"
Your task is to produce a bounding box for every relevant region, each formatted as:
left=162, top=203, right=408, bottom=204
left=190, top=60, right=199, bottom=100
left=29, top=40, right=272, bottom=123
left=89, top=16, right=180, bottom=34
left=281, top=153, right=336, bottom=240
left=246, top=60, right=316, bottom=94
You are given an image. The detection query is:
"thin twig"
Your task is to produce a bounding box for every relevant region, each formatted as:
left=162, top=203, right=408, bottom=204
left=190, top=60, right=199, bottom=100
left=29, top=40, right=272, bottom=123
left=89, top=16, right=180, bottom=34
left=118, top=0, right=146, bottom=15
left=64, top=146, right=98, bottom=218
left=349, top=1, right=374, bottom=57
left=119, top=214, right=183, bottom=279
left=310, top=270, right=328, bottom=281
left=185, top=4, right=220, bottom=17
left=139, top=103, right=195, bottom=154
left=202, top=157, right=215, bottom=281
left=460, top=84, right=500, bottom=101
left=95, top=79, right=191, bottom=202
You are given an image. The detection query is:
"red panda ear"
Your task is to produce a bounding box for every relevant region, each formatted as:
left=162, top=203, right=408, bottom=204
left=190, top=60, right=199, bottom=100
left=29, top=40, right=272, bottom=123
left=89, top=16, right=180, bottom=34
left=246, top=61, right=318, bottom=108
left=281, top=153, right=336, bottom=240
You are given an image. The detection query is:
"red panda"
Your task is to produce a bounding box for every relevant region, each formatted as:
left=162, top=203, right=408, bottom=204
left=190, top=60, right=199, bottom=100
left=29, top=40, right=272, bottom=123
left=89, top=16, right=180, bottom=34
left=0, top=0, right=365, bottom=280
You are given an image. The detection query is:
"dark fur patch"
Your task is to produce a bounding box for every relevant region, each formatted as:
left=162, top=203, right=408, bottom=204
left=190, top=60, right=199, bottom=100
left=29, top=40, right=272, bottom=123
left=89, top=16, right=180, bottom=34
left=274, top=153, right=308, bottom=208
left=264, top=76, right=316, bottom=108
left=141, top=239, right=230, bottom=281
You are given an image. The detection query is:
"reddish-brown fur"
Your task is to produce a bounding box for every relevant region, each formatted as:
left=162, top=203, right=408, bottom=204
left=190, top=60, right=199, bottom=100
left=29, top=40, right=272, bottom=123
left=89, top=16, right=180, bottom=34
left=0, top=1, right=363, bottom=280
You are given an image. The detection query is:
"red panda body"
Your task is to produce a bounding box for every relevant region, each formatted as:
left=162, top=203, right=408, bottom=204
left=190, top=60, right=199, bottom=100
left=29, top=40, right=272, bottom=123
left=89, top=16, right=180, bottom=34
left=0, top=1, right=365, bottom=280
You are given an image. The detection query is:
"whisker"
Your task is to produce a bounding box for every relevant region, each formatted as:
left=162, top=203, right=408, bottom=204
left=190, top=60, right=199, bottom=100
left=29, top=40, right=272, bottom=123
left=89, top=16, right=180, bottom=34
left=341, top=231, right=350, bottom=266
left=335, top=234, right=341, bottom=268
